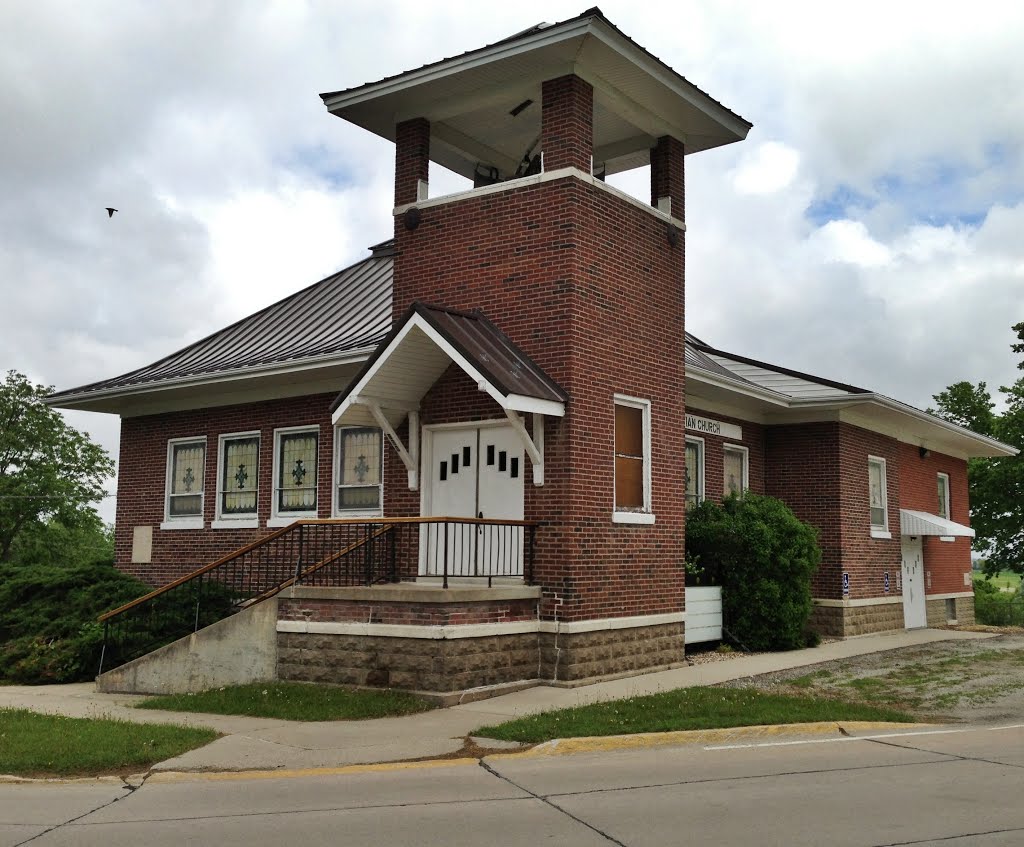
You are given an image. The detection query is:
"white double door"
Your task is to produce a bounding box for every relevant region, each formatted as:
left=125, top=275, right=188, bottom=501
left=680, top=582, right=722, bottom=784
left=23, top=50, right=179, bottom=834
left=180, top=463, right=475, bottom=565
left=901, top=536, right=927, bottom=629
left=423, top=423, right=524, bottom=578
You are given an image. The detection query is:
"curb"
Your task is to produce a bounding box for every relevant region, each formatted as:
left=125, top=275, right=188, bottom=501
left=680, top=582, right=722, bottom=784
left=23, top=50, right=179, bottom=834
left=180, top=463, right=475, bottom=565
left=486, top=721, right=928, bottom=758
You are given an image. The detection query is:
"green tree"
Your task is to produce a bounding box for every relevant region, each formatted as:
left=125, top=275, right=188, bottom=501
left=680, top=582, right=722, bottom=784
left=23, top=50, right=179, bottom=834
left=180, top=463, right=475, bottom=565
left=0, top=371, right=114, bottom=563
left=932, top=322, right=1024, bottom=575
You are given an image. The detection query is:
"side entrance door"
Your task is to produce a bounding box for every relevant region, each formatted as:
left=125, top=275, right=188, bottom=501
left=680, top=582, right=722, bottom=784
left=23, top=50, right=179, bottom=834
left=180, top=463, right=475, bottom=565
left=901, top=536, right=927, bottom=629
left=423, top=424, right=524, bottom=578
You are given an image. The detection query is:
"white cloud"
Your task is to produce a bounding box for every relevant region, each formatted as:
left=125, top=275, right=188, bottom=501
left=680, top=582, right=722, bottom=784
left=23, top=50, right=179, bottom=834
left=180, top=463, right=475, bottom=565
left=807, top=219, right=892, bottom=268
left=2, top=0, right=1023, bottom=525
left=731, top=142, right=801, bottom=195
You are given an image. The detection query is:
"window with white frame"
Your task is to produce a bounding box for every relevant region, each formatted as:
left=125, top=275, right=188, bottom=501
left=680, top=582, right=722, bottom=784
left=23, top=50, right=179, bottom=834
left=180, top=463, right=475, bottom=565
left=273, top=427, right=319, bottom=517
left=685, top=437, right=704, bottom=508
left=217, top=433, right=259, bottom=520
left=334, top=426, right=383, bottom=514
left=937, top=472, right=951, bottom=520
left=166, top=438, right=206, bottom=522
left=723, top=444, right=748, bottom=497
left=613, top=395, right=652, bottom=521
left=868, top=456, right=888, bottom=534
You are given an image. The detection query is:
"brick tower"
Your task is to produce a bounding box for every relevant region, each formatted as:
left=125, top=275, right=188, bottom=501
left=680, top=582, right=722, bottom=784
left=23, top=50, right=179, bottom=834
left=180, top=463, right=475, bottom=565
left=327, top=9, right=750, bottom=684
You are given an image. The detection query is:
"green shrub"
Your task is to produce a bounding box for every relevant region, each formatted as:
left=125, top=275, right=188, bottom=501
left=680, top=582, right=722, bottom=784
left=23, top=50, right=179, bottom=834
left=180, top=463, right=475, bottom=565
left=686, top=493, right=821, bottom=651
left=973, top=581, right=1024, bottom=626
left=0, top=560, right=150, bottom=683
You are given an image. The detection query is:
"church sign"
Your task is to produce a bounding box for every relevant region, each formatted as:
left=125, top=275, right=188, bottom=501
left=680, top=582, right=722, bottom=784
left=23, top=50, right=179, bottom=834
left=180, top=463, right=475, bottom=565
left=685, top=413, right=742, bottom=441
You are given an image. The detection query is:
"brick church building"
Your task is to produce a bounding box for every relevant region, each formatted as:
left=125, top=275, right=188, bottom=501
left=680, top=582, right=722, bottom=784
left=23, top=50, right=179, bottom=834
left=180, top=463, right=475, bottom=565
left=51, top=9, right=1014, bottom=695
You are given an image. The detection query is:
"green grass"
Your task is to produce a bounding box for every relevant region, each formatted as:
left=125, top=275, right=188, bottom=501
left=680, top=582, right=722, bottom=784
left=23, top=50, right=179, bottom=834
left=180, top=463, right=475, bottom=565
left=0, top=708, right=218, bottom=777
left=474, top=687, right=915, bottom=743
left=137, top=682, right=437, bottom=721
left=975, top=571, right=1022, bottom=592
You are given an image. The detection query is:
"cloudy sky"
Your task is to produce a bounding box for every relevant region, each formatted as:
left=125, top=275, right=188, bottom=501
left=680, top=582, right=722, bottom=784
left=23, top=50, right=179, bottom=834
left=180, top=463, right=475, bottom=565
left=3, top=0, right=1023, bottom=521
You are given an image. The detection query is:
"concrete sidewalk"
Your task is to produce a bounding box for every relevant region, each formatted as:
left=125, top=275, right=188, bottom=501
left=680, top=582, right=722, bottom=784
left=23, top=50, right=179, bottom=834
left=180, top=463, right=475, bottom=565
left=0, top=628, right=993, bottom=773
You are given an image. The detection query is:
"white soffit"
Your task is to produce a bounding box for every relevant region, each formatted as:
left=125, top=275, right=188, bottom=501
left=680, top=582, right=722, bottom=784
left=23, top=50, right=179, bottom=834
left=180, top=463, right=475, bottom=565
left=333, top=314, right=566, bottom=428
left=900, top=510, right=975, bottom=538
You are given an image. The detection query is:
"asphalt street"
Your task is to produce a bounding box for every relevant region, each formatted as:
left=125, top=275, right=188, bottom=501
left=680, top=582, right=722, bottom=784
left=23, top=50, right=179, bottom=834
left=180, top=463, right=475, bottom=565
left=4, top=723, right=1023, bottom=846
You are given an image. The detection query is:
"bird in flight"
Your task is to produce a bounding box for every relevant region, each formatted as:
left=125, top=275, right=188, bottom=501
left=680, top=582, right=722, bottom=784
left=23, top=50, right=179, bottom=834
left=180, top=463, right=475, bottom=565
left=105, top=207, right=118, bottom=218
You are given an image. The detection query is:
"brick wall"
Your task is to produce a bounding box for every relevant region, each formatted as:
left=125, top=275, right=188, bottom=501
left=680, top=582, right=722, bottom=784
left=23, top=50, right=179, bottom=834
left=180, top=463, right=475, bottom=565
left=897, top=442, right=973, bottom=595
left=836, top=423, right=902, bottom=599
left=686, top=407, right=765, bottom=501
left=765, top=422, right=843, bottom=598
left=765, top=421, right=904, bottom=600
left=391, top=160, right=686, bottom=623
left=115, top=393, right=341, bottom=585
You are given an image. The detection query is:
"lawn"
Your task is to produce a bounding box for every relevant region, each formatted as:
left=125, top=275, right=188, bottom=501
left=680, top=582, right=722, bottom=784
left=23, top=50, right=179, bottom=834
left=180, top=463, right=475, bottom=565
left=473, top=687, right=915, bottom=743
left=0, top=708, right=218, bottom=777
left=137, top=682, right=436, bottom=721
left=975, top=571, right=1022, bottom=592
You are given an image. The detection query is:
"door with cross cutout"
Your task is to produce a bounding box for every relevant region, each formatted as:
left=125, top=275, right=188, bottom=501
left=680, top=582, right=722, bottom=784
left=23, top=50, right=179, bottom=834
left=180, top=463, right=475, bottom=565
left=423, top=424, right=524, bottom=578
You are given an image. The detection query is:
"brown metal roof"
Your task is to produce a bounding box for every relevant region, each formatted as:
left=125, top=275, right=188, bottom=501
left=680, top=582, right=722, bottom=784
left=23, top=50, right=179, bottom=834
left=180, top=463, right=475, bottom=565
left=330, top=302, right=568, bottom=414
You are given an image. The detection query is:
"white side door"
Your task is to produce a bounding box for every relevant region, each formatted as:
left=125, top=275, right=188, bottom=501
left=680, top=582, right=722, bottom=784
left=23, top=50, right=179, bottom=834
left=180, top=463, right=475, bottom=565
left=901, top=536, right=927, bottom=629
left=477, top=426, right=525, bottom=575
left=427, top=428, right=478, bottom=575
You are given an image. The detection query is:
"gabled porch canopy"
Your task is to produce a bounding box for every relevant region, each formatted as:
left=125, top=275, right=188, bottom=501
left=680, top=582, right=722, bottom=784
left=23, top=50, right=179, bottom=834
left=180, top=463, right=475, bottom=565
left=900, top=509, right=976, bottom=539
left=331, top=302, right=568, bottom=489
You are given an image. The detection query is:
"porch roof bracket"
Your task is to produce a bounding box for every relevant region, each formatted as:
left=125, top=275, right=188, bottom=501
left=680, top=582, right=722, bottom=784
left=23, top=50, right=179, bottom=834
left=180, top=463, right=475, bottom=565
left=366, top=401, right=420, bottom=491
left=504, top=409, right=545, bottom=486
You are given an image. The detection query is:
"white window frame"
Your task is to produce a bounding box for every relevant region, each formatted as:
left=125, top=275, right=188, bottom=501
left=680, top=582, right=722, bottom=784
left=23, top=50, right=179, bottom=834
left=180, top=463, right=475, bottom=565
left=723, top=444, right=749, bottom=498
left=612, top=394, right=654, bottom=525
left=685, top=436, right=705, bottom=509
left=269, top=425, right=320, bottom=527
left=937, top=472, right=951, bottom=520
left=868, top=455, right=891, bottom=538
left=213, top=431, right=261, bottom=529
left=333, top=426, right=384, bottom=518
left=162, top=436, right=207, bottom=530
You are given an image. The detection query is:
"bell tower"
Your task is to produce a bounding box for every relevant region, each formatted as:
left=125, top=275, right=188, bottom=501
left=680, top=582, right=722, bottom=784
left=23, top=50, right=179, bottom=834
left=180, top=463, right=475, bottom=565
left=324, top=9, right=750, bottom=681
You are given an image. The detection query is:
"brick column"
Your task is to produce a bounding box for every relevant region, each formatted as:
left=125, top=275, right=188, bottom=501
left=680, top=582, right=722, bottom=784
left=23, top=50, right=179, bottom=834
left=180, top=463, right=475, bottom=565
left=541, top=75, right=594, bottom=173
left=650, top=135, right=685, bottom=219
left=395, top=117, right=430, bottom=207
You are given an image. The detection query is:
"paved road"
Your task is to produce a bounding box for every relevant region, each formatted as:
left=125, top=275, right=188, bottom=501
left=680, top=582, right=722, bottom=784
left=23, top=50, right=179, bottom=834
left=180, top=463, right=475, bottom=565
left=5, top=723, right=1024, bottom=846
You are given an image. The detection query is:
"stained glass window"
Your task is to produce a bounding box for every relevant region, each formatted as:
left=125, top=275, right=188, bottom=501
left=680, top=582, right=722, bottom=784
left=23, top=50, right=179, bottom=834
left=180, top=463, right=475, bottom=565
left=724, top=446, right=747, bottom=497
left=277, top=430, right=318, bottom=514
left=168, top=440, right=205, bottom=518
left=869, top=457, right=887, bottom=528
left=336, top=427, right=382, bottom=511
left=685, top=439, right=703, bottom=508
left=221, top=436, right=259, bottom=516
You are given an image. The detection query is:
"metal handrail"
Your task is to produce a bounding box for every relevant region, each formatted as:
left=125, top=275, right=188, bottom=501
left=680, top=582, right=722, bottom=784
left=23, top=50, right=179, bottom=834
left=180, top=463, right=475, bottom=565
left=97, top=516, right=539, bottom=674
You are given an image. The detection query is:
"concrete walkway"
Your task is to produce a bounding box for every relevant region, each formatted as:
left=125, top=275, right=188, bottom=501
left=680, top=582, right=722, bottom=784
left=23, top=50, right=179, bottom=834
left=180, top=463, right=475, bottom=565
left=0, top=628, right=993, bottom=773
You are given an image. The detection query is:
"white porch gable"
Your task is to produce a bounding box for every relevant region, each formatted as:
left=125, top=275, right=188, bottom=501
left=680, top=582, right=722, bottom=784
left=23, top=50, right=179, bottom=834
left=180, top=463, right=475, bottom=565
left=331, top=303, right=567, bottom=489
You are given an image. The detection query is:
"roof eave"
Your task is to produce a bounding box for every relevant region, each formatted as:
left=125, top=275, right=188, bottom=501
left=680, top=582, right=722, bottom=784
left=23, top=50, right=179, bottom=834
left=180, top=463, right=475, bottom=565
left=46, top=348, right=378, bottom=414
left=790, top=394, right=1019, bottom=458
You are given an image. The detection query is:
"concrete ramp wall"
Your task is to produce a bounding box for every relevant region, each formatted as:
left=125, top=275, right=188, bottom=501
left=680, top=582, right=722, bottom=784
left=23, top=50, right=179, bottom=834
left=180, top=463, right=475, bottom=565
left=96, top=599, right=279, bottom=695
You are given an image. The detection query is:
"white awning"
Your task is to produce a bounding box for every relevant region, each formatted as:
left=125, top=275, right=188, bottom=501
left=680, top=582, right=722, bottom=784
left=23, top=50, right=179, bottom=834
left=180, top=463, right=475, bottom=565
left=899, top=509, right=975, bottom=538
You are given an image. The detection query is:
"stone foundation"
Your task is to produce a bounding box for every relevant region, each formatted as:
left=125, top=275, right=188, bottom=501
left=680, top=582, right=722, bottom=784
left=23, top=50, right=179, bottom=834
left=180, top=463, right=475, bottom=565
left=810, top=600, right=905, bottom=638
left=278, top=630, right=539, bottom=691
left=539, top=622, right=685, bottom=682
left=275, top=585, right=687, bottom=693
left=927, top=595, right=975, bottom=627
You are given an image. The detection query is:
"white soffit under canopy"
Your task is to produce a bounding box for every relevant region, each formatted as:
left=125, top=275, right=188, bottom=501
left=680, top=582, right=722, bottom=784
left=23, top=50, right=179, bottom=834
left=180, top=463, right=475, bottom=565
left=900, top=509, right=976, bottom=538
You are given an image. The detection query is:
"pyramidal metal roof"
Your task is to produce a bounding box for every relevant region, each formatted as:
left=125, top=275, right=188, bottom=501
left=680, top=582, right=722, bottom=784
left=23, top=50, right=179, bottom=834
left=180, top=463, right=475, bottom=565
left=48, top=241, right=866, bottom=408
left=48, top=246, right=394, bottom=404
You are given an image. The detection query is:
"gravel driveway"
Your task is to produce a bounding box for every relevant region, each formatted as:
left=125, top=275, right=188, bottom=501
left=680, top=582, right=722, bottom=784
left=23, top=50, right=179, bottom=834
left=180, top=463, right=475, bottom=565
left=717, top=631, right=1024, bottom=725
